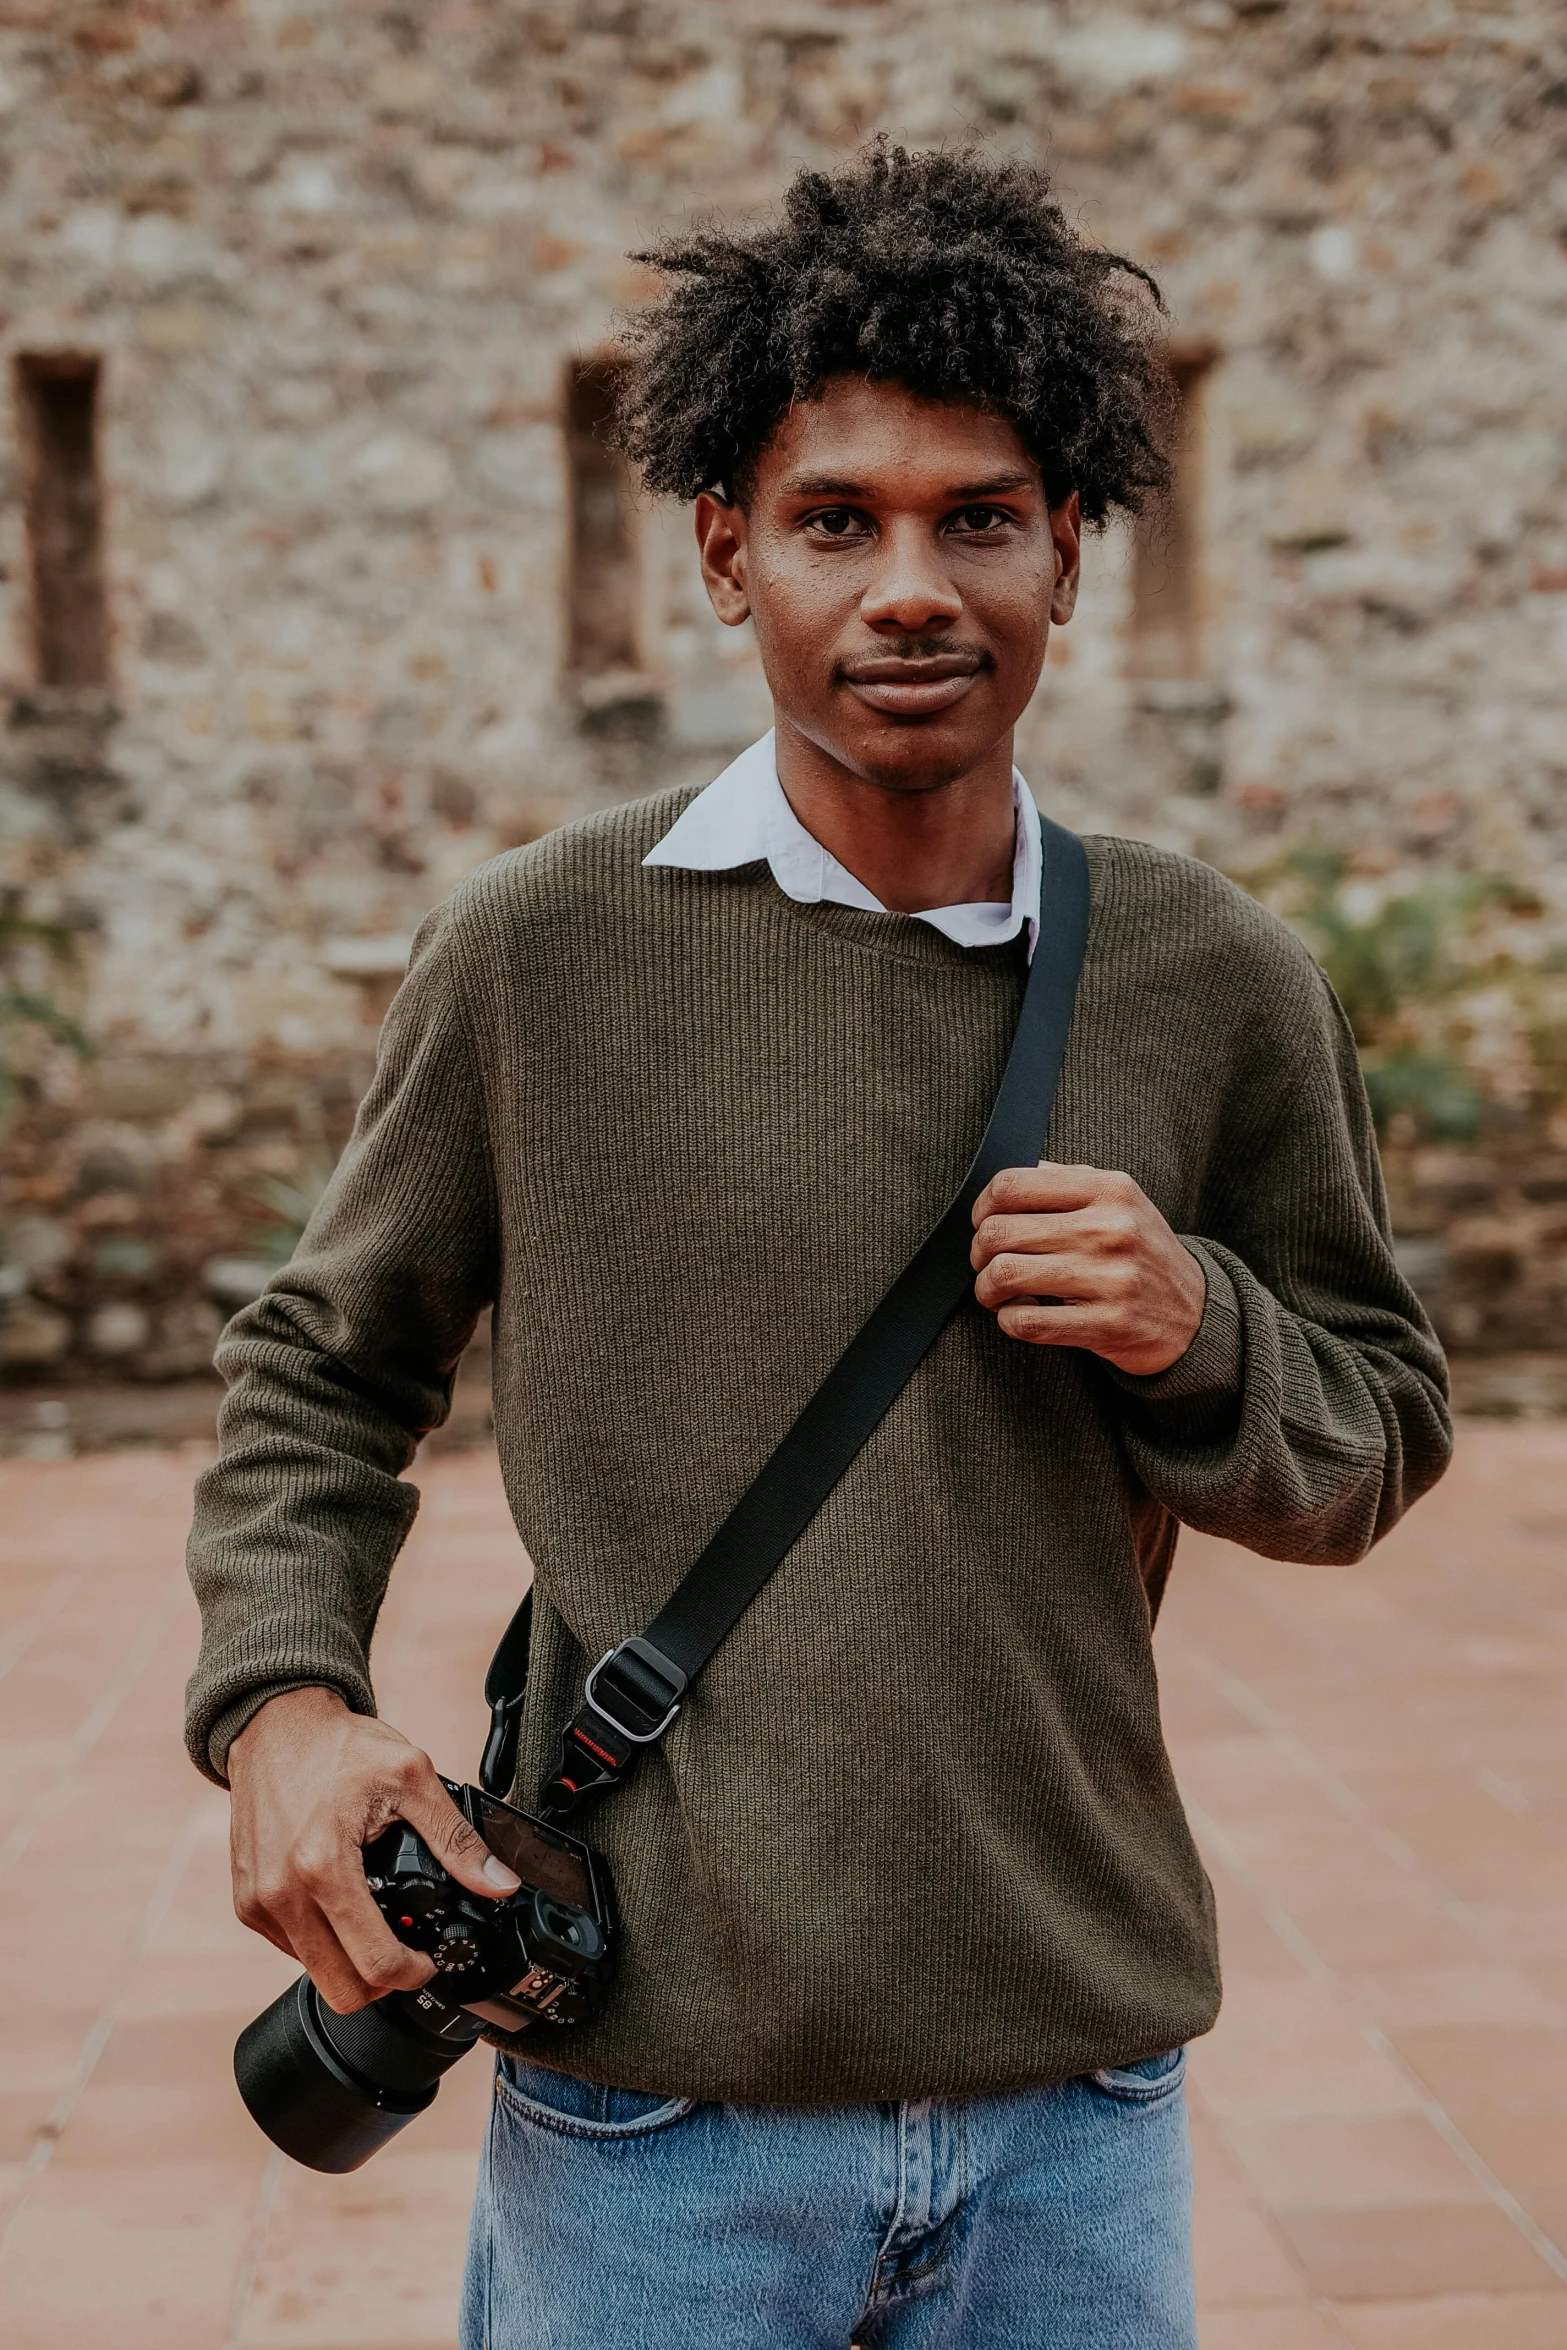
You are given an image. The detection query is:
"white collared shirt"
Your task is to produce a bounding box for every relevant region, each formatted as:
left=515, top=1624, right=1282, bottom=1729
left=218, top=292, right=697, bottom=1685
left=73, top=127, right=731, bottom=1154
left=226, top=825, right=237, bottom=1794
left=643, top=732, right=1042, bottom=959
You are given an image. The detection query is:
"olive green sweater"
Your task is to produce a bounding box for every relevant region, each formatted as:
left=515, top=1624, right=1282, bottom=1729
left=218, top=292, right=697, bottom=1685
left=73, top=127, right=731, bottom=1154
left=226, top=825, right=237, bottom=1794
left=185, top=793, right=1451, bottom=2104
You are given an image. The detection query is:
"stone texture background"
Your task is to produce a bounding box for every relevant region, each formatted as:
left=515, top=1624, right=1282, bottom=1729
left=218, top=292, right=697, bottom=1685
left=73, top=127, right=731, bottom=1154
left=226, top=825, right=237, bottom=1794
left=1, top=0, right=1565, bottom=1380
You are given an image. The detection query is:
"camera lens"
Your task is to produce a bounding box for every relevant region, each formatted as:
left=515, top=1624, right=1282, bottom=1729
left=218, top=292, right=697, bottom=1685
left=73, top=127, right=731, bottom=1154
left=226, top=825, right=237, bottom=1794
left=234, top=1974, right=482, bottom=2174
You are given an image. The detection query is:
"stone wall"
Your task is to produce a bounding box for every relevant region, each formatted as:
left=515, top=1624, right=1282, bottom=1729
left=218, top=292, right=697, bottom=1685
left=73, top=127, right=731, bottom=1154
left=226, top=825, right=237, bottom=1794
left=2, top=0, right=1566, bottom=1378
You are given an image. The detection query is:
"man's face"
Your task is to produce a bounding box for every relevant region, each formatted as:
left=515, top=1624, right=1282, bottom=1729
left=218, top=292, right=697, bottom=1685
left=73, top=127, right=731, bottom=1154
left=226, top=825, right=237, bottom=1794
left=695, top=376, right=1080, bottom=795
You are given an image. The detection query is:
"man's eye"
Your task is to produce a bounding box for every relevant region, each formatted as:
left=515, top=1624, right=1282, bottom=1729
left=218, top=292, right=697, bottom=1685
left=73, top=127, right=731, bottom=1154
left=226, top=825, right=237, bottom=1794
left=951, top=506, right=1009, bottom=534
left=806, top=509, right=869, bottom=539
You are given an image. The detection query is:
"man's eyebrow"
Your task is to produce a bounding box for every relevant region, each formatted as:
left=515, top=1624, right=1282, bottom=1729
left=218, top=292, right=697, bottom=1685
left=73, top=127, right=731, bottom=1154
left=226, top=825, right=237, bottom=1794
left=947, top=472, right=1037, bottom=497
left=783, top=474, right=871, bottom=498
left=781, top=470, right=1039, bottom=499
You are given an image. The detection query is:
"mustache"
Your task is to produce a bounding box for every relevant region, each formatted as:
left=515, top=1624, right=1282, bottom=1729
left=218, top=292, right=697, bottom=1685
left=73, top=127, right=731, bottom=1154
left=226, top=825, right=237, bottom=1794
left=837, top=640, right=994, bottom=678
left=845, top=637, right=991, bottom=664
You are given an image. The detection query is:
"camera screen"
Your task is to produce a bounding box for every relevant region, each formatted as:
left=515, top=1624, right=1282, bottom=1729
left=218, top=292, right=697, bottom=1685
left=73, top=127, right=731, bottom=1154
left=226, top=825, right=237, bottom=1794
left=473, top=1794, right=593, bottom=1912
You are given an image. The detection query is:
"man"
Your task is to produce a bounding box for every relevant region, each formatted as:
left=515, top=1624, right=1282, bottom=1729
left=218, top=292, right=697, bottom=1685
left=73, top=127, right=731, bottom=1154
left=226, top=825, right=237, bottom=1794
left=187, top=145, right=1451, bottom=2348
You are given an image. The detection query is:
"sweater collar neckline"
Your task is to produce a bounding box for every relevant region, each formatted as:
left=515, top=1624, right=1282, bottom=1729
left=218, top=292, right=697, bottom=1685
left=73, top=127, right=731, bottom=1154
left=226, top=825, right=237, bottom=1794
left=642, top=731, right=1042, bottom=961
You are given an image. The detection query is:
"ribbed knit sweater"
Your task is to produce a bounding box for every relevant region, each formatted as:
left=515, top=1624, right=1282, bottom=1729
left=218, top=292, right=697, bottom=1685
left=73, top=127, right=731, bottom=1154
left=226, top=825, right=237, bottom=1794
left=184, top=791, right=1451, bottom=2104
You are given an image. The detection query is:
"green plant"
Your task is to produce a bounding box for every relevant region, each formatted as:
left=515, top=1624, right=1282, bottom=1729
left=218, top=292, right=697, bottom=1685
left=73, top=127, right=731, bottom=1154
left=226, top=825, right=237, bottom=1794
left=1243, top=850, right=1567, bottom=1144
left=0, top=901, right=90, bottom=1124
left=252, top=1158, right=338, bottom=1264
left=1360, top=1051, right=1485, bottom=1144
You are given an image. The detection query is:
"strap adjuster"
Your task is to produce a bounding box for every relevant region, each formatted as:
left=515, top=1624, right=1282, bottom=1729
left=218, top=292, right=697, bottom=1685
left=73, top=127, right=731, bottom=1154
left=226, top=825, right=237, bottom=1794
left=583, top=1637, right=687, bottom=1745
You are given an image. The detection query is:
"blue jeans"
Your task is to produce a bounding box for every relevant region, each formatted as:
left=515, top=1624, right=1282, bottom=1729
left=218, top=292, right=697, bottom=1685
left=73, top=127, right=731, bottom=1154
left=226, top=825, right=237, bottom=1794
left=461, top=2047, right=1195, bottom=2348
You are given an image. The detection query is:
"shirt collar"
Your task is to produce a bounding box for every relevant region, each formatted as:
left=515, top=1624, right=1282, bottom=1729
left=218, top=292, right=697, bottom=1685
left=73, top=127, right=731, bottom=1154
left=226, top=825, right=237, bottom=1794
left=643, top=731, right=1042, bottom=959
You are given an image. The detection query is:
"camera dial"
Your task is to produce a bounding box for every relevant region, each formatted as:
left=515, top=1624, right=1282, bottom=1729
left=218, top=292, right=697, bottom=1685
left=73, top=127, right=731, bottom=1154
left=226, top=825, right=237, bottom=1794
left=235, top=1783, right=615, bottom=2173
left=437, top=1919, right=487, bottom=1972
left=362, top=1822, right=514, bottom=1986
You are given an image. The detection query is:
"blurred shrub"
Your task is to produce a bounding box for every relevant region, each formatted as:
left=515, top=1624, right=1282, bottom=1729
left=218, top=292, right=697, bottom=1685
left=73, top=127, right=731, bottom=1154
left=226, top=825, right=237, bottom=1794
left=252, top=1158, right=338, bottom=1264
left=0, top=899, right=89, bottom=1126
left=1243, top=850, right=1567, bottom=1145
left=1360, top=1050, right=1487, bottom=1144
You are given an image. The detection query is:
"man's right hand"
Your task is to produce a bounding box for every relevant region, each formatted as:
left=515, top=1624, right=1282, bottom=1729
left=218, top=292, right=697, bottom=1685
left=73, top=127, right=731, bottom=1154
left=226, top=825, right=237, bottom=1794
left=226, top=1686, right=521, bottom=2015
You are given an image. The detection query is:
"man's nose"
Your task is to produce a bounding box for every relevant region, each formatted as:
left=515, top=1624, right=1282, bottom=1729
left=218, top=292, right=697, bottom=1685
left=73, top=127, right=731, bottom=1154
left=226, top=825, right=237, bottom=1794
left=858, top=522, right=963, bottom=633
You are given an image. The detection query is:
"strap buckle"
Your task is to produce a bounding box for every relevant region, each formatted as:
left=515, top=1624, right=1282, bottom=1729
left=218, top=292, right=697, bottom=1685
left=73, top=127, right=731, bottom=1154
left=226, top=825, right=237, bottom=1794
left=537, top=1639, right=688, bottom=1822
left=480, top=1690, right=525, bottom=1799
left=583, top=1637, right=687, bottom=1744
left=480, top=1588, right=534, bottom=1797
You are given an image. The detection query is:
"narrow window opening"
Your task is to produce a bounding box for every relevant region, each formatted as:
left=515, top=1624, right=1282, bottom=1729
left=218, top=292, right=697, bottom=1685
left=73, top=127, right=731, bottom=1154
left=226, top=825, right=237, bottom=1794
left=17, top=354, right=109, bottom=690
left=1128, top=345, right=1217, bottom=683
left=565, top=360, right=640, bottom=680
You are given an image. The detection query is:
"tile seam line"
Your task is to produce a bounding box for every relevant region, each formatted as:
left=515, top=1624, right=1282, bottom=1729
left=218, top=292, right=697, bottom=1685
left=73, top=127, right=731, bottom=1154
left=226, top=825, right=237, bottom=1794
left=0, top=1575, right=190, bottom=1883
left=1211, top=1531, right=1567, bottom=1657
left=221, top=2145, right=284, bottom=2350
left=1476, top=1764, right=1567, bottom=1861
left=0, top=1795, right=213, bottom=2260
left=1184, top=1794, right=1567, bottom=2288
left=1165, top=1621, right=1487, bottom=1937
left=0, top=1568, right=83, bottom=1688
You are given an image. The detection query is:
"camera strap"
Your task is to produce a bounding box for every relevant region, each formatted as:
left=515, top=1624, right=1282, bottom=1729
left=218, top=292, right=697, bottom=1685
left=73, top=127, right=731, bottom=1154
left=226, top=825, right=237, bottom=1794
left=480, top=815, right=1092, bottom=1821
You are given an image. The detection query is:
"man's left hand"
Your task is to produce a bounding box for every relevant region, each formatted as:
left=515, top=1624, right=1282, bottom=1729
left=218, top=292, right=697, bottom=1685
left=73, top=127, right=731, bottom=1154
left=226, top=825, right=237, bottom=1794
left=971, top=1163, right=1207, bottom=1376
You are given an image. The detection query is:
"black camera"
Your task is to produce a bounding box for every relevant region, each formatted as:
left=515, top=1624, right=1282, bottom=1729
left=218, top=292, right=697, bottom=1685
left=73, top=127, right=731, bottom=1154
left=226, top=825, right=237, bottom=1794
left=234, top=1780, right=616, bottom=2172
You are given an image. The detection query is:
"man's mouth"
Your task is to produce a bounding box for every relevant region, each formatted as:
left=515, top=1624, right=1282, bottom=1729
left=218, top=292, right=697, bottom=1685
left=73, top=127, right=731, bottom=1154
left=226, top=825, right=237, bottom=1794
left=838, top=649, right=987, bottom=718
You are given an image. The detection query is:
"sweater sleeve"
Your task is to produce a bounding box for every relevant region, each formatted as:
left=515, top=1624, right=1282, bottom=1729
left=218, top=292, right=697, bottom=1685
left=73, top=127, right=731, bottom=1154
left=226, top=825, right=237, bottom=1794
left=1106, top=955, right=1452, bottom=1564
left=183, top=904, right=498, bottom=1783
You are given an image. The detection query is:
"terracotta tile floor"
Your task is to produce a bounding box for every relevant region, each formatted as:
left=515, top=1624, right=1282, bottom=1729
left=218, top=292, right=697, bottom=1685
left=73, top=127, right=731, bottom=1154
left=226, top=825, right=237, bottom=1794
left=1, top=1424, right=1565, bottom=2347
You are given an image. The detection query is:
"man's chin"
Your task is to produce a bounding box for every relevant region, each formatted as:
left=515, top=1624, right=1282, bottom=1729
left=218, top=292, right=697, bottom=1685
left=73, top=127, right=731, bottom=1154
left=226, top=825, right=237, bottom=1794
left=834, top=715, right=1007, bottom=796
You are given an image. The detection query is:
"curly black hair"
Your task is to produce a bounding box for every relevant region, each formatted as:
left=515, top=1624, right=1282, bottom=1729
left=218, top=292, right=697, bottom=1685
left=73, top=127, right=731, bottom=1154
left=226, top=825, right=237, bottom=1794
left=611, top=142, right=1175, bottom=523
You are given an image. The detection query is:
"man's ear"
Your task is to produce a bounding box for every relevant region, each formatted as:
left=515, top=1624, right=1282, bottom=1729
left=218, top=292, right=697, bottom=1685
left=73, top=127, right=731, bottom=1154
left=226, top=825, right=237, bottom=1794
left=1049, top=491, right=1082, bottom=627
left=695, top=491, right=751, bottom=627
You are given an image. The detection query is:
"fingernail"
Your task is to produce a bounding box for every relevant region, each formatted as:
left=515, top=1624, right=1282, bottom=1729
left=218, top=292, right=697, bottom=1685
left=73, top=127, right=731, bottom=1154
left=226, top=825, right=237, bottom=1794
left=483, top=1855, right=521, bottom=1893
